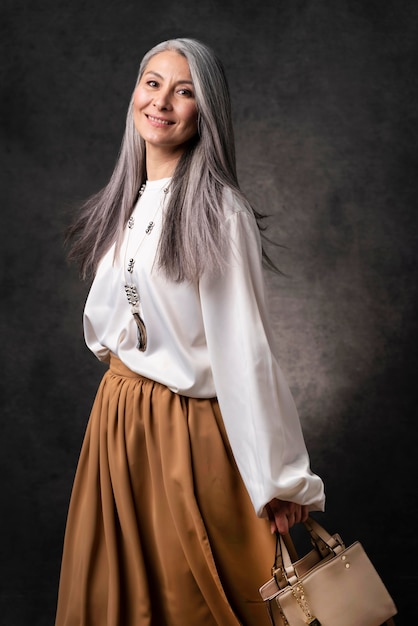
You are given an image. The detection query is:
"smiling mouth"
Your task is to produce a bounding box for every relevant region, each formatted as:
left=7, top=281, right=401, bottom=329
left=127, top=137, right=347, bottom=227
left=146, top=115, right=174, bottom=125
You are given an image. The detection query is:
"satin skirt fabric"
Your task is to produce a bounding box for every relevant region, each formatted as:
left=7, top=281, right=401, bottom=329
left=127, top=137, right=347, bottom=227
left=55, top=355, right=275, bottom=626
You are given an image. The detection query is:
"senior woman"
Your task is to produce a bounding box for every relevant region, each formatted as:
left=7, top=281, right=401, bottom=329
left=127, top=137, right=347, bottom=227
left=55, top=38, right=325, bottom=626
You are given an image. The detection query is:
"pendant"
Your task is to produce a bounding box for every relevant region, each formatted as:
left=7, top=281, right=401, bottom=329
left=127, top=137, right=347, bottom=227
left=307, top=619, right=321, bottom=626
left=132, top=310, right=147, bottom=352
left=124, top=284, right=147, bottom=351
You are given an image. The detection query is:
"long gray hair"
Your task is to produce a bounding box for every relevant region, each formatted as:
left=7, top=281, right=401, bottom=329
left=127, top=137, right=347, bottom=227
left=67, top=38, right=269, bottom=281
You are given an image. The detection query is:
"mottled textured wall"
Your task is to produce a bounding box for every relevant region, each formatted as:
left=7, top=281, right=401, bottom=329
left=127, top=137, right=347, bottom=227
left=1, top=0, right=416, bottom=623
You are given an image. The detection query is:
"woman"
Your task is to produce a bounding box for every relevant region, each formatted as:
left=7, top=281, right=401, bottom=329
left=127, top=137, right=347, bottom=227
left=55, top=38, right=325, bottom=626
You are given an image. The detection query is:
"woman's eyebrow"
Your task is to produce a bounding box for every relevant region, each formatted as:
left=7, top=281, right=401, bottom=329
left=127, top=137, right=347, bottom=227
left=144, top=70, right=194, bottom=85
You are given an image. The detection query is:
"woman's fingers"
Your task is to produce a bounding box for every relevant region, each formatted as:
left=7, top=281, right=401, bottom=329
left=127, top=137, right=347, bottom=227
left=266, top=498, right=309, bottom=534
left=301, top=504, right=309, bottom=523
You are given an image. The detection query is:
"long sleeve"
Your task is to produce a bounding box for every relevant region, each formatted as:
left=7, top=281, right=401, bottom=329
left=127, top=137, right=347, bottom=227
left=199, top=208, right=325, bottom=517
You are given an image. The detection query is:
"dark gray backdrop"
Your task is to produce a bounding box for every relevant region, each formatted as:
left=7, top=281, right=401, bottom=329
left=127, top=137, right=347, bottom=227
left=1, top=0, right=417, bottom=624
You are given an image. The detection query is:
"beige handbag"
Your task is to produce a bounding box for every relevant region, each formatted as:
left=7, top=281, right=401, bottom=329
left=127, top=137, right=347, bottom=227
left=259, top=517, right=397, bottom=626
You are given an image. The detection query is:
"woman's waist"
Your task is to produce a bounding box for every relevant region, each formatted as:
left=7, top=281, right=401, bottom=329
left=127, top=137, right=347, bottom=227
left=107, top=349, right=216, bottom=398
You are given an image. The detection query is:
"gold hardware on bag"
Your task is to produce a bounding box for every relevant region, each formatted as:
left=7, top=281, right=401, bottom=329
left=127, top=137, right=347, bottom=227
left=289, top=579, right=319, bottom=625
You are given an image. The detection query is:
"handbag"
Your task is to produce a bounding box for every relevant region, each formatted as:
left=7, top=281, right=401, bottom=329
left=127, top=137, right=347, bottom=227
left=259, top=517, right=397, bottom=626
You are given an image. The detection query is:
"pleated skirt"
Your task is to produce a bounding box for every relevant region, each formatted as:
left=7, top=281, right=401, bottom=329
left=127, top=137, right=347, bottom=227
left=55, top=355, right=275, bottom=626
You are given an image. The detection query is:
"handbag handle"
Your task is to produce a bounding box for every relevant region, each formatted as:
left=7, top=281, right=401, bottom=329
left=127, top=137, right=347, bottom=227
left=271, top=532, right=298, bottom=586
left=303, top=516, right=345, bottom=557
left=278, top=517, right=345, bottom=586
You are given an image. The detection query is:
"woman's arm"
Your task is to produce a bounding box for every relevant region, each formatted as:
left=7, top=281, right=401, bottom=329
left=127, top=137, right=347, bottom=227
left=199, top=206, right=325, bottom=518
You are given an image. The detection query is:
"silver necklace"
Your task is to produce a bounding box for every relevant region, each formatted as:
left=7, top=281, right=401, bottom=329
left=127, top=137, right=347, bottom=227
left=124, top=182, right=169, bottom=351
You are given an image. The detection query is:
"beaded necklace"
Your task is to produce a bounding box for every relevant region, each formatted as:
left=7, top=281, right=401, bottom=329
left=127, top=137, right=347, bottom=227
left=123, top=182, right=169, bottom=351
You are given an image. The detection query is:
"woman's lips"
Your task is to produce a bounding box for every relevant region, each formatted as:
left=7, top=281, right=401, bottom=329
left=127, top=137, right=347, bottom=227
left=146, top=114, right=174, bottom=126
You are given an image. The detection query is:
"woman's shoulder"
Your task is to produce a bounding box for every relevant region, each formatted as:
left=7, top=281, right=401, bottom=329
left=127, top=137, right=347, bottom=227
left=221, top=186, right=254, bottom=222
left=220, top=186, right=261, bottom=252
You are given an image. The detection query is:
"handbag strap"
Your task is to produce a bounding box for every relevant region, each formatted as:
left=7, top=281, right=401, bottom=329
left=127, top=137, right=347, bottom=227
left=272, top=532, right=299, bottom=586
left=279, top=517, right=345, bottom=585
left=303, top=516, right=345, bottom=557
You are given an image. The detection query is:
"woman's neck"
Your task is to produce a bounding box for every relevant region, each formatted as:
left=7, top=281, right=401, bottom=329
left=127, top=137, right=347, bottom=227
left=145, top=146, right=183, bottom=181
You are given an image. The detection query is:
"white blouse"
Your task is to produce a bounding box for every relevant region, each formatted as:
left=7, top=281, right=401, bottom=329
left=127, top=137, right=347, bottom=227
left=84, top=178, right=325, bottom=516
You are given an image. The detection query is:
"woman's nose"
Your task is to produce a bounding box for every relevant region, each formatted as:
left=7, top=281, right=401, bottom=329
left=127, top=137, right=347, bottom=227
left=153, top=91, right=173, bottom=111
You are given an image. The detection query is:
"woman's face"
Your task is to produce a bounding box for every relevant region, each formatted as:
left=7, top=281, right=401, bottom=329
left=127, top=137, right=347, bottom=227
left=133, top=51, right=198, bottom=156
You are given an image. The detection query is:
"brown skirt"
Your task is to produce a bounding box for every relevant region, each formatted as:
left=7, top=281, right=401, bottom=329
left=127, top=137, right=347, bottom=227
left=55, top=355, right=275, bottom=626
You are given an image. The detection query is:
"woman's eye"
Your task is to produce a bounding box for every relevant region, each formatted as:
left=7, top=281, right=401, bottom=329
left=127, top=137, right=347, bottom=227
left=147, top=80, right=158, bottom=88
left=178, top=88, right=193, bottom=97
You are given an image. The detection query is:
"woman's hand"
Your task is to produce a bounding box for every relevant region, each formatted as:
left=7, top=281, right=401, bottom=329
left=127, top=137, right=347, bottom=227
left=265, top=498, right=309, bottom=535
